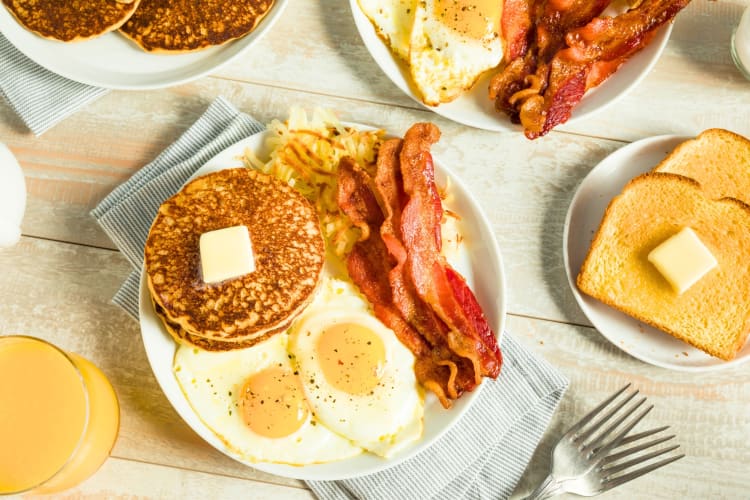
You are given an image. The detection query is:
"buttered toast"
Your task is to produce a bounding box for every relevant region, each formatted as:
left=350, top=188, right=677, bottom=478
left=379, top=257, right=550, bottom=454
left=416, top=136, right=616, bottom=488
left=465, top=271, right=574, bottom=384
left=577, top=173, right=750, bottom=361
left=653, top=128, right=750, bottom=204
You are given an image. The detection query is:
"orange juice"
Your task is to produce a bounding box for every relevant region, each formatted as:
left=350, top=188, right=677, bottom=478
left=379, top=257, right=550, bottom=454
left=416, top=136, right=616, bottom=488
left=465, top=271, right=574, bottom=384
left=0, top=336, right=120, bottom=495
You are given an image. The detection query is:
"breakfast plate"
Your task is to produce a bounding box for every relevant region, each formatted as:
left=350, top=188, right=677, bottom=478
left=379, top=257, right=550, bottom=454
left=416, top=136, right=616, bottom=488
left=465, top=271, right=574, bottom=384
left=564, top=134, right=750, bottom=371
left=0, top=0, right=287, bottom=90
left=350, top=0, right=672, bottom=132
left=139, top=124, right=507, bottom=480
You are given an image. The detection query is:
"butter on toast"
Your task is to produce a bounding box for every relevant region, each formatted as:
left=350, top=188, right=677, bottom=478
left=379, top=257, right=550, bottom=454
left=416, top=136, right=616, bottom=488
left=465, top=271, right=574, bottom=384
left=653, top=128, right=750, bottom=204
left=577, top=172, right=750, bottom=361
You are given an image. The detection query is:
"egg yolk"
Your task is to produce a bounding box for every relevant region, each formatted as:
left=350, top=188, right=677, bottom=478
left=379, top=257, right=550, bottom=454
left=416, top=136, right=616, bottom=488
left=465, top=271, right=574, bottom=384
left=316, top=322, right=386, bottom=394
left=239, top=367, right=309, bottom=438
left=434, top=0, right=502, bottom=40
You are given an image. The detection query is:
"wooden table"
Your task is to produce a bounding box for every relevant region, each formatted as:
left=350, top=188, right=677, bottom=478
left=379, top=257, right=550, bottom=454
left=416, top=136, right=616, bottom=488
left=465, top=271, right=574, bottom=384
left=2, top=1, right=749, bottom=498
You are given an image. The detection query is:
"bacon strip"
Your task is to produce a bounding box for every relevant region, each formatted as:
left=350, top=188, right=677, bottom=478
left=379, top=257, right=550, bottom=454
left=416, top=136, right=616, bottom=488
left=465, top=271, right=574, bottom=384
left=399, top=123, right=502, bottom=379
left=337, top=124, right=502, bottom=408
left=337, top=157, right=476, bottom=407
left=373, top=139, right=479, bottom=398
left=492, top=0, right=689, bottom=138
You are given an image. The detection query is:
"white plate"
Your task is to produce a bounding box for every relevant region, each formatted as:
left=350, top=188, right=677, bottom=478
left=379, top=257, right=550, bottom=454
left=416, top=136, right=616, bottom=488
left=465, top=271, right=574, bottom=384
left=0, top=0, right=288, bottom=90
left=563, top=135, right=750, bottom=371
left=139, top=125, right=507, bottom=480
left=350, top=1, right=672, bottom=132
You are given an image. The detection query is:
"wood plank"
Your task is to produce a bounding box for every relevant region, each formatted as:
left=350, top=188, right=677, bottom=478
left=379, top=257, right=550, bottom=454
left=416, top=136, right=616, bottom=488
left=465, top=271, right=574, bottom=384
left=25, top=457, right=313, bottom=500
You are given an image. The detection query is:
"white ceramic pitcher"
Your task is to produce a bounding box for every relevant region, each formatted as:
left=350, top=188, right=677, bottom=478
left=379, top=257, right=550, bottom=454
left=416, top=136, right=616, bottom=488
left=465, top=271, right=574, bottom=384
left=0, top=143, right=26, bottom=248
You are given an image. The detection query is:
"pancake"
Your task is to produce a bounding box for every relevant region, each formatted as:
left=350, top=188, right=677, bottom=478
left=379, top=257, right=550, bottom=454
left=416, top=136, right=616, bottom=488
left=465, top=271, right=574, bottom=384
left=2, top=0, right=141, bottom=42
left=119, top=0, right=275, bottom=53
left=152, top=298, right=279, bottom=351
left=145, top=168, right=325, bottom=350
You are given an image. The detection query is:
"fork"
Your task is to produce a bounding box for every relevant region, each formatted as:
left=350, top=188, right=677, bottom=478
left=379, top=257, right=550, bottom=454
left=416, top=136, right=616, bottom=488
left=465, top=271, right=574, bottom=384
left=524, top=384, right=684, bottom=499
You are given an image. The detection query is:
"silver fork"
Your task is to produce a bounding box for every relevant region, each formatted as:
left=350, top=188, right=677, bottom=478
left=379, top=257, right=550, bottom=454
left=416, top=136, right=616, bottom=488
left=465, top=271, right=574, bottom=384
left=524, top=384, right=684, bottom=499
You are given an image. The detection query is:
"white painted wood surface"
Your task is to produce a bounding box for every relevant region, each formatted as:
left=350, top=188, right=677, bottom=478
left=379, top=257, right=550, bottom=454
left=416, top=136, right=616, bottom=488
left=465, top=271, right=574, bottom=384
left=1, top=0, right=749, bottom=498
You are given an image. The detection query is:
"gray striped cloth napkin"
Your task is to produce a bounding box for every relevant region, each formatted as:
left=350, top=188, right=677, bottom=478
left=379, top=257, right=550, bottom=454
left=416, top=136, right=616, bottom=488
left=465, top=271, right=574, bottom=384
left=91, top=96, right=569, bottom=500
left=0, top=33, right=108, bottom=136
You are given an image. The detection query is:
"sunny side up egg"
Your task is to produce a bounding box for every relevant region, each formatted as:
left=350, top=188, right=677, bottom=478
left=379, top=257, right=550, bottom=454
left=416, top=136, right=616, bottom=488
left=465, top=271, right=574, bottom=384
left=288, top=273, right=425, bottom=458
left=358, top=0, right=504, bottom=106
left=410, top=0, right=504, bottom=105
left=173, top=333, right=362, bottom=465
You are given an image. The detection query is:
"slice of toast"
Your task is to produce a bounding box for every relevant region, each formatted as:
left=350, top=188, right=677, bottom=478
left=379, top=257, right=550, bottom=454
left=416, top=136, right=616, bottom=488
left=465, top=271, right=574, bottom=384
left=653, top=128, right=750, bottom=204
left=577, top=172, right=750, bottom=361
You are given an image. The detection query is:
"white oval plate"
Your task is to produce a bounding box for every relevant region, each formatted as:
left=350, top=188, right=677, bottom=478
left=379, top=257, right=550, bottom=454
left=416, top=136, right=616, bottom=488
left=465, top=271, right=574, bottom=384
left=350, top=0, right=672, bottom=132
left=139, top=125, right=507, bottom=480
left=0, top=0, right=288, bottom=90
left=564, top=134, right=750, bottom=371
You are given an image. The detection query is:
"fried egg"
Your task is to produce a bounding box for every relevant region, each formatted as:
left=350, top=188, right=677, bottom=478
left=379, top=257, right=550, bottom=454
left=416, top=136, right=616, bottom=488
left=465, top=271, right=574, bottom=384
left=409, top=0, right=504, bottom=105
left=288, top=273, right=424, bottom=458
left=358, top=0, right=416, bottom=61
left=173, top=333, right=362, bottom=465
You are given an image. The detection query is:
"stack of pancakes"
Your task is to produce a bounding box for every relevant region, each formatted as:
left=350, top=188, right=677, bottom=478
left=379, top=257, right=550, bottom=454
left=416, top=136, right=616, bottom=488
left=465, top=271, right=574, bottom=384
left=145, top=168, right=325, bottom=351
left=2, top=0, right=275, bottom=52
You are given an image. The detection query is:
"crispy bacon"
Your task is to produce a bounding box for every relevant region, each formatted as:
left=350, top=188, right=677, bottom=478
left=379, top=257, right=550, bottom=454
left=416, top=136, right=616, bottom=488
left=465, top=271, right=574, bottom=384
left=492, top=0, right=690, bottom=138
left=502, top=0, right=535, bottom=61
left=336, top=124, right=502, bottom=407
left=337, top=157, right=477, bottom=407
left=399, top=123, right=502, bottom=379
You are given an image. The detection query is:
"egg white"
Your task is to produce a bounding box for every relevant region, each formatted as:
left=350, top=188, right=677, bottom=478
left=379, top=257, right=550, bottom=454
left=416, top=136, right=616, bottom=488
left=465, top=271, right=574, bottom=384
left=409, top=0, right=504, bottom=105
left=173, top=334, right=362, bottom=465
left=288, top=275, right=425, bottom=458
left=358, top=0, right=417, bottom=61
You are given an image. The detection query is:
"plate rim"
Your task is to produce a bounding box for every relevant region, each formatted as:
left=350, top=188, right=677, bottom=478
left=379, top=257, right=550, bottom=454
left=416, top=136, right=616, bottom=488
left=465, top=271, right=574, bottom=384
left=348, top=0, right=673, bottom=132
left=563, top=134, right=750, bottom=372
left=0, top=0, right=288, bottom=90
left=138, top=122, right=508, bottom=480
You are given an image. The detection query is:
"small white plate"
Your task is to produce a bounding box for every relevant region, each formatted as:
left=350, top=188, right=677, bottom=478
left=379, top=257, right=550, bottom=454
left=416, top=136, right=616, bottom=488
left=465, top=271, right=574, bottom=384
left=139, top=125, right=507, bottom=480
left=563, top=135, right=750, bottom=371
left=350, top=1, right=672, bottom=132
left=0, top=0, right=288, bottom=90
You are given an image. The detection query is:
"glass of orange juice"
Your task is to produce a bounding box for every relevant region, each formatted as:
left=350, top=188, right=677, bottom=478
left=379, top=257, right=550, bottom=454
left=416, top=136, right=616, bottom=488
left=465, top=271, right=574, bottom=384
left=0, top=335, right=120, bottom=495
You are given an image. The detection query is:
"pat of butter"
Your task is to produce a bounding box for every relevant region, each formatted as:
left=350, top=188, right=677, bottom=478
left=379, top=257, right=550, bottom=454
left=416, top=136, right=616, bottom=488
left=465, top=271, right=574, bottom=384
left=647, top=227, right=717, bottom=294
left=199, top=225, right=255, bottom=284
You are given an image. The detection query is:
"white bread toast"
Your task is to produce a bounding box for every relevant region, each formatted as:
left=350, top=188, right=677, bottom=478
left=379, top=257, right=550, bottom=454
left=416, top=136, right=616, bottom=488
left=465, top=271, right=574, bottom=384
left=577, top=172, right=750, bottom=361
left=653, top=128, right=750, bottom=204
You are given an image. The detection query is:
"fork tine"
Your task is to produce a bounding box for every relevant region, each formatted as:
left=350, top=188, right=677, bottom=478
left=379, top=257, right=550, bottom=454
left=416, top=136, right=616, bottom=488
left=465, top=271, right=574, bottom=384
left=590, top=402, right=654, bottom=459
left=601, top=433, right=676, bottom=463
left=602, top=444, right=681, bottom=475
left=611, top=426, right=670, bottom=449
left=576, top=389, right=639, bottom=444
left=583, top=396, right=648, bottom=453
left=601, top=453, right=685, bottom=490
left=565, top=383, right=632, bottom=436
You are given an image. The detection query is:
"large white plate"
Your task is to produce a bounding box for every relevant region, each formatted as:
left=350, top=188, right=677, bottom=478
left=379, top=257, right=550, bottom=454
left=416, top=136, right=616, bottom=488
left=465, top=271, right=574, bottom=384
left=564, top=135, right=750, bottom=371
left=139, top=124, right=507, bottom=480
left=350, top=1, right=672, bottom=132
left=0, top=0, right=288, bottom=90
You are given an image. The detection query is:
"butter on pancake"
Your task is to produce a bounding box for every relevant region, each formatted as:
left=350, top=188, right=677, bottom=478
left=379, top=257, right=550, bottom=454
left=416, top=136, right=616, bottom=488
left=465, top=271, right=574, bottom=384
left=145, top=168, right=325, bottom=351
left=1, top=0, right=141, bottom=42
left=120, top=0, right=275, bottom=53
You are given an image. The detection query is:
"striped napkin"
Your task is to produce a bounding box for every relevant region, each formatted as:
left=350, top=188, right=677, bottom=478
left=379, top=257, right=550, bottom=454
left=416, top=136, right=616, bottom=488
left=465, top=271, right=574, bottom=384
left=91, top=97, right=569, bottom=500
left=0, top=33, right=108, bottom=136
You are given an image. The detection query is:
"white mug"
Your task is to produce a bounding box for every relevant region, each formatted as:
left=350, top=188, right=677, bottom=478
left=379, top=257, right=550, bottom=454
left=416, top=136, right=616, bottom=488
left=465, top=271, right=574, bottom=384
left=0, top=143, right=26, bottom=248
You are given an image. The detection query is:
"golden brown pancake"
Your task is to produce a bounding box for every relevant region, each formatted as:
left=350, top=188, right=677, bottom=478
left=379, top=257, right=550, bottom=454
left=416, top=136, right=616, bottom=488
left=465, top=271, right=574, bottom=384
left=145, top=168, right=325, bottom=351
left=119, top=0, right=275, bottom=53
left=2, top=0, right=141, bottom=42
